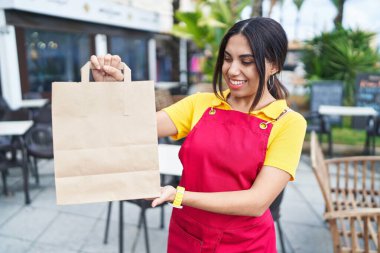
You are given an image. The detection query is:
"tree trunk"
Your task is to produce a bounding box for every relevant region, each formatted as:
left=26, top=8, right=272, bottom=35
left=251, top=0, right=263, bottom=17
left=268, top=0, right=278, bottom=17
left=333, top=0, right=345, bottom=27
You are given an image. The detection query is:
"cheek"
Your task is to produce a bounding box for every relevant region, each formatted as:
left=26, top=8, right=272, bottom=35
left=222, top=63, right=228, bottom=75
left=222, top=66, right=229, bottom=80
left=246, top=67, right=259, bottom=80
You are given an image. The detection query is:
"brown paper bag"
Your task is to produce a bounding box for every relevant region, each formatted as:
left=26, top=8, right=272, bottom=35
left=52, top=62, right=160, bottom=205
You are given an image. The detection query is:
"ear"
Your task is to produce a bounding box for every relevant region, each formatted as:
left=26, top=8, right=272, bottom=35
left=269, top=64, right=279, bottom=75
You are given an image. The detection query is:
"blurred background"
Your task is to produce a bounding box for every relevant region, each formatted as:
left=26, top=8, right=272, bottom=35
left=0, top=1, right=379, bottom=253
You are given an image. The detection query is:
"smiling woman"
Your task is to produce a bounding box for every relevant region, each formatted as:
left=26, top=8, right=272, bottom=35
left=214, top=17, right=289, bottom=113
left=220, top=34, right=279, bottom=112
left=90, top=17, right=307, bottom=253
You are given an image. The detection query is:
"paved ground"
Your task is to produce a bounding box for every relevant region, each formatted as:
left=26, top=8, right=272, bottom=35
left=0, top=153, right=334, bottom=253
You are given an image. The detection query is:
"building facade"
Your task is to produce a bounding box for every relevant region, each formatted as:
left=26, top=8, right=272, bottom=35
left=0, top=0, right=184, bottom=109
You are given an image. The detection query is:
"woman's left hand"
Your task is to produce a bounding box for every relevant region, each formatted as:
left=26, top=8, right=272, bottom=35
left=151, top=185, right=177, bottom=207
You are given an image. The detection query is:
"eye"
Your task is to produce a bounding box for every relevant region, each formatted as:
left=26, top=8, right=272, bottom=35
left=223, top=55, right=232, bottom=62
left=240, top=56, right=255, bottom=66
left=242, top=60, right=255, bottom=66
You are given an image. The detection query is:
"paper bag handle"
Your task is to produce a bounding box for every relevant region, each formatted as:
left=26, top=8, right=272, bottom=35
left=80, top=61, right=132, bottom=83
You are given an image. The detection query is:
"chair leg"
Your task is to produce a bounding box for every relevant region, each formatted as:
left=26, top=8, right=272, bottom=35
left=119, top=201, right=124, bottom=253
left=103, top=202, right=112, bottom=244
left=141, top=208, right=150, bottom=253
left=1, top=170, right=8, bottom=195
left=28, top=157, right=40, bottom=185
left=33, top=157, right=39, bottom=185
left=160, top=204, right=165, bottom=229
left=131, top=210, right=144, bottom=253
left=276, top=220, right=286, bottom=253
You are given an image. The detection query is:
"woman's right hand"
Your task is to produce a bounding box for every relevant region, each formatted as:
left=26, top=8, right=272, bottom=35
left=90, top=54, right=124, bottom=82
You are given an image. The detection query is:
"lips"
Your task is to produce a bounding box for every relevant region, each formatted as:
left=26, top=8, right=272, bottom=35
left=228, top=79, right=247, bottom=89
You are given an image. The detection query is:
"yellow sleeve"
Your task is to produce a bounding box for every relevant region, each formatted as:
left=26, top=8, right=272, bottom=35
left=264, top=112, right=307, bottom=181
left=162, top=94, right=197, bottom=140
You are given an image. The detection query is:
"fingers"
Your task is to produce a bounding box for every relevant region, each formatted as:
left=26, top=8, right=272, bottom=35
left=90, top=54, right=123, bottom=81
left=151, top=185, right=176, bottom=208
left=151, top=198, right=164, bottom=208
left=91, top=54, right=122, bottom=68
left=104, top=54, right=112, bottom=66
left=90, top=55, right=101, bottom=69
left=111, top=55, right=121, bottom=68
left=103, top=65, right=124, bottom=81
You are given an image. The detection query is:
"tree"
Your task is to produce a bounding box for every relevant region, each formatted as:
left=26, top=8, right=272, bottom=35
left=293, top=0, right=305, bottom=41
left=331, top=0, right=346, bottom=28
left=302, top=28, right=380, bottom=105
left=251, top=0, right=263, bottom=17
left=268, top=0, right=283, bottom=17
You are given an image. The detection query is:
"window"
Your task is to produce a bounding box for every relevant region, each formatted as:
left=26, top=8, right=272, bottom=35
left=109, top=35, right=149, bottom=81
left=156, top=36, right=179, bottom=82
left=25, top=29, right=90, bottom=92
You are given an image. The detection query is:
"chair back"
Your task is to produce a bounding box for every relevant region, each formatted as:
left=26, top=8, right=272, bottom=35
left=33, top=103, right=52, bottom=125
left=310, top=131, right=380, bottom=253
left=25, top=124, right=53, bottom=159
left=310, top=81, right=343, bottom=126
left=310, top=132, right=334, bottom=210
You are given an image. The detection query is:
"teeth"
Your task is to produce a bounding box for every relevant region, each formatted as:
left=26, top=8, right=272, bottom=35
left=230, top=80, right=245, bottom=85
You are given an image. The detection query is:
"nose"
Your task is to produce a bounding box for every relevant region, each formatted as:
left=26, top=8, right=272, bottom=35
left=228, top=61, right=240, bottom=77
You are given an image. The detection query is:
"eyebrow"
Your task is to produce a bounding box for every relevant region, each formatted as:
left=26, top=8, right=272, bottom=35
left=224, top=51, right=254, bottom=59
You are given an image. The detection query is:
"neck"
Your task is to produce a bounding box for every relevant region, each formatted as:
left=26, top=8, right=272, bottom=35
left=227, top=93, right=276, bottom=113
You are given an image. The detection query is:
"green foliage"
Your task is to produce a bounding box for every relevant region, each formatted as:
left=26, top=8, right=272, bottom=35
left=302, top=28, right=380, bottom=105
left=293, top=0, right=304, bottom=10
left=329, top=0, right=339, bottom=8
left=172, top=0, right=250, bottom=82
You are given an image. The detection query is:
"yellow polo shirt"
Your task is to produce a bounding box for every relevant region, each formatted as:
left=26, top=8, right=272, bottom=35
left=162, top=91, right=307, bottom=180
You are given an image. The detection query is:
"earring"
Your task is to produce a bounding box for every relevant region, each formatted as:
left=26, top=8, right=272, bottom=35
left=268, top=75, right=275, bottom=91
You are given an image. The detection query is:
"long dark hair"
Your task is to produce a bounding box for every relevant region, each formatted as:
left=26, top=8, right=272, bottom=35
left=213, top=17, right=289, bottom=112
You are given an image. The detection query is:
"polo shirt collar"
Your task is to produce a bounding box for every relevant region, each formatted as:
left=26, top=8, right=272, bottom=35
left=211, top=89, right=288, bottom=119
left=251, top=100, right=288, bottom=119
left=211, top=90, right=230, bottom=107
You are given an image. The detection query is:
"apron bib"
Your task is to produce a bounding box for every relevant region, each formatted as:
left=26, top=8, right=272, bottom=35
left=168, top=107, right=282, bottom=253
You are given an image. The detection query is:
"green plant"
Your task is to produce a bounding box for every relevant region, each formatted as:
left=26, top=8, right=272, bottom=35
left=172, top=0, right=250, bottom=82
left=302, top=28, right=380, bottom=105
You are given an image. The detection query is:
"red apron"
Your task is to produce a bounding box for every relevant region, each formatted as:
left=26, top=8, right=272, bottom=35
left=168, top=107, right=279, bottom=253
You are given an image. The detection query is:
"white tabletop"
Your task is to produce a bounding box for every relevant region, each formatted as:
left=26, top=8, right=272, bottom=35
left=20, top=99, right=48, bottom=108
left=0, top=121, right=34, bottom=136
left=158, top=144, right=182, bottom=176
left=318, top=105, right=378, bottom=117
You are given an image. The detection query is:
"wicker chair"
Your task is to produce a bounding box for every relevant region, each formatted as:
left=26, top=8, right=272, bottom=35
left=310, top=131, right=380, bottom=253
left=155, top=89, right=175, bottom=111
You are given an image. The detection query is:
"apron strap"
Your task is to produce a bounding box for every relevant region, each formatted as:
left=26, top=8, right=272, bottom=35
left=259, top=108, right=291, bottom=130
left=273, top=108, right=292, bottom=122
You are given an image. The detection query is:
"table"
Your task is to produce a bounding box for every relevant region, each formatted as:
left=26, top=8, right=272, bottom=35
left=158, top=144, right=182, bottom=176
left=318, top=105, right=378, bottom=117
left=20, top=99, right=48, bottom=109
left=0, top=121, right=33, bottom=204
left=318, top=105, right=378, bottom=155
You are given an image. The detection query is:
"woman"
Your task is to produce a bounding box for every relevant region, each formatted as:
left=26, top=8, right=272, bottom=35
left=91, top=17, right=306, bottom=253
